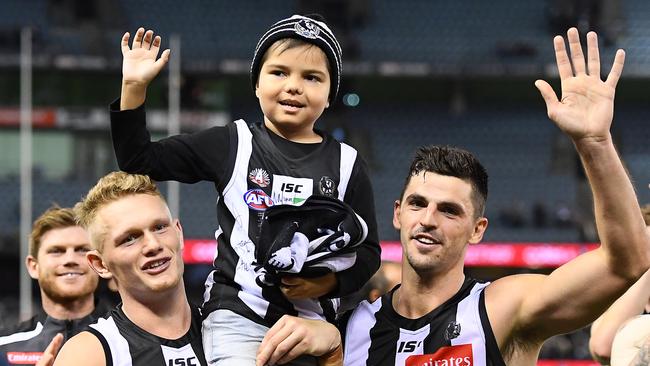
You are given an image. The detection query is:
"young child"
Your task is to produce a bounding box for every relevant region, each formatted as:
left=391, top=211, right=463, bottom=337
left=110, top=14, right=380, bottom=365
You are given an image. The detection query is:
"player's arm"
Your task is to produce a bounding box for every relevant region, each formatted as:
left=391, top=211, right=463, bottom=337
left=590, top=268, right=650, bottom=364
left=256, top=315, right=342, bottom=366
left=487, top=28, right=649, bottom=347
left=52, top=331, right=106, bottom=366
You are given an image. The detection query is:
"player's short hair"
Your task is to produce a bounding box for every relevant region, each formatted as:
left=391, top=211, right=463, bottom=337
left=75, top=171, right=163, bottom=250
left=400, top=145, right=488, bottom=218
left=641, top=204, right=650, bottom=226
left=29, top=205, right=78, bottom=258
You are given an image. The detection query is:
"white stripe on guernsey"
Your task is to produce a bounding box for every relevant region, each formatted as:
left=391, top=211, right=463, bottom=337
left=337, top=143, right=357, bottom=201
left=343, top=297, right=382, bottom=366
left=203, top=270, right=216, bottom=305
left=0, top=322, right=43, bottom=346
left=226, top=120, right=269, bottom=317
left=291, top=298, right=324, bottom=320
left=452, top=282, right=489, bottom=366
left=213, top=227, right=223, bottom=259
left=89, top=316, right=132, bottom=366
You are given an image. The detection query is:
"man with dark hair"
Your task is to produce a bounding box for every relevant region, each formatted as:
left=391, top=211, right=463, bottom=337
left=0, top=206, right=107, bottom=366
left=257, top=27, right=650, bottom=366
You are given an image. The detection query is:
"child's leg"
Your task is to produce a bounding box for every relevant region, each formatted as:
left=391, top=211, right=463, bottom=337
left=202, top=309, right=319, bottom=366
left=202, top=309, right=266, bottom=366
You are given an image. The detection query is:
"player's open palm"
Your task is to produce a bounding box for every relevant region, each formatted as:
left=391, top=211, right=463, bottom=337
left=535, top=28, right=625, bottom=142
left=121, top=27, right=170, bottom=87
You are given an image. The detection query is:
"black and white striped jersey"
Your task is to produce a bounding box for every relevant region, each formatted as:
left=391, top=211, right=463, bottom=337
left=86, top=305, right=206, bottom=366
left=110, top=102, right=380, bottom=328
left=341, top=278, right=505, bottom=366
left=202, top=120, right=379, bottom=326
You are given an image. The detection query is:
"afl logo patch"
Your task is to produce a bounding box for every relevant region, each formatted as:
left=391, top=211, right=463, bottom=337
left=249, top=168, right=270, bottom=187
left=319, top=176, right=336, bottom=197
left=244, top=189, right=274, bottom=211
left=294, top=19, right=320, bottom=39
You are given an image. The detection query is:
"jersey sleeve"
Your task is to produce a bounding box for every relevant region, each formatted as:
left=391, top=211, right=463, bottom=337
left=110, top=99, right=233, bottom=186
left=334, top=156, right=381, bottom=296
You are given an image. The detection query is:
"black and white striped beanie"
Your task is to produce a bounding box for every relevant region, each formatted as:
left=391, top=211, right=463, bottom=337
left=250, top=14, right=342, bottom=102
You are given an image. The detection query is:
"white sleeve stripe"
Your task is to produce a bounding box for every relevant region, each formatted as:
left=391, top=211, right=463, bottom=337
left=0, top=322, right=43, bottom=346
left=338, top=143, right=357, bottom=201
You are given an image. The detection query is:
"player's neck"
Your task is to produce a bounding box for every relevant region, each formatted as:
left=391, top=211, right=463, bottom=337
left=394, top=269, right=465, bottom=319
left=264, top=118, right=322, bottom=143
left=41, top=292, right=95, bottom=320
left=121, top=283, right=191, bottom=339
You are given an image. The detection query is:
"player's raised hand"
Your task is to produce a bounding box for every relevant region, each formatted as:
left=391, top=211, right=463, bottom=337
left=535, top=28, right=625, bottom=143
left=121, top=28, right=170, bottom=87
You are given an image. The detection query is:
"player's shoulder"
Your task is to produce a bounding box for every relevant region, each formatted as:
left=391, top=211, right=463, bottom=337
left=53, top=331, right=105, bottom=366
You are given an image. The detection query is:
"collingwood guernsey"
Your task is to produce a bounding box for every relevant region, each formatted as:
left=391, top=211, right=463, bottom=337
left=86, top=305, right=206, bottom=366
left=341, top=278, right=505, bottom=366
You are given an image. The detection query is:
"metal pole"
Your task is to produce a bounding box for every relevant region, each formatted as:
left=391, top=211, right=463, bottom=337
left=19, top=27, right=33, bottom=321
left=167, top=34, right=181, bottom=218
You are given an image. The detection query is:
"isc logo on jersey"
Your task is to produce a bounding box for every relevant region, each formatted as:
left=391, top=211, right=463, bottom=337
left=271, top=175, right=313, bottom=206
left=405, top=344, right=473, bottom=366
left=161, top=344, right=199, bottom=366
left=244, top=189, right=274, bottom=211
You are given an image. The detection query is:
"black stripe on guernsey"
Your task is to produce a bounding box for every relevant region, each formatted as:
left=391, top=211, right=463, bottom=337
left=478, top=291, right=506, bottom=366
left=86, top=327, right=114, bottom=366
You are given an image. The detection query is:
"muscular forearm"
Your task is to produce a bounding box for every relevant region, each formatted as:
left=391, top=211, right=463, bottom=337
left=575, top=137, right=649, bottom=278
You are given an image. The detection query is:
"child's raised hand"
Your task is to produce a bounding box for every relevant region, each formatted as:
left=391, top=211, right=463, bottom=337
left=119, top=27, right=170, bottom=110
left=121, top=28, right=170, bottom=88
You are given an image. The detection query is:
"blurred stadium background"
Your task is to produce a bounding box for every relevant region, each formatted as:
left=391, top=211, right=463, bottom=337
left=0, top=0, right=648, bottom=362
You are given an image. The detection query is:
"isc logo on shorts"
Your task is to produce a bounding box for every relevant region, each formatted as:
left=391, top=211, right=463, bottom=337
left=405, top=344, right=473, bottom=366
left=7, top=352, right=43, bottom=364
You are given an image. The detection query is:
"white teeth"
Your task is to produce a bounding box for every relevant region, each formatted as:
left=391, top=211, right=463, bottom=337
left=416, top=237, right=436, bottom=244
left=146, top=260, right=166, bottom=270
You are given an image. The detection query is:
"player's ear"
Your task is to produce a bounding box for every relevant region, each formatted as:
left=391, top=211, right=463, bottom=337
left=468, top=217, right=488, bottom=245
left=392, top=200, right=402, bottom=231
left=87, top=251, right=113, bottom=280
left=26, top=255, right=39, bottom=280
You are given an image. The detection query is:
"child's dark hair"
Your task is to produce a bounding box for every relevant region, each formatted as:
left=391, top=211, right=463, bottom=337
left=400, top=145, right=488, bottom=218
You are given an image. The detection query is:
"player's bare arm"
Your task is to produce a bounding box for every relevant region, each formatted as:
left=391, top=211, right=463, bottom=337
left=256, top=315, right=342, bottom=366
left=120, top=27, right=170, bottom=110
left=485, top=27, right=650, bottom=361
left=52, top=331, right=106, bottom=366
left=590, top=268, right=650, bottom=363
